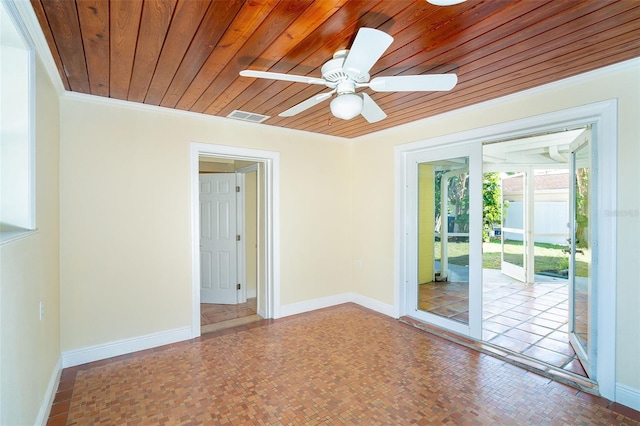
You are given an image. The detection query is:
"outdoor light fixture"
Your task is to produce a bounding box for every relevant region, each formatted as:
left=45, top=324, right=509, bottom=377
left=330, top=93, right=363, bottom=120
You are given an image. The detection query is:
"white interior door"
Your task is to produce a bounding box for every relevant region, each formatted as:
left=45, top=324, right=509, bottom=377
left=200, top=173, right=238, bottom=304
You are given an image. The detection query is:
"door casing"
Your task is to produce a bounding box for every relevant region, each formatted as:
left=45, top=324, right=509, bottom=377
left=190, top=142, right=280, bottom=337
left=236, top=163, right=262, bottom=314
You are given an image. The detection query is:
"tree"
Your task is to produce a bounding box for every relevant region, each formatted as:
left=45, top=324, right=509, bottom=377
left=433, top=170, right=503, bottom=241
left=482, top=172, right=502, bottom=242
left=433, top=171, right=469, bottom=233
left=574, top=168, right=589, bottom=248
left=451, top=173, right=469, bottom=233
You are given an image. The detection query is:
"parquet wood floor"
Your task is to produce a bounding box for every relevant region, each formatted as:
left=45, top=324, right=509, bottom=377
left=48, top=304, right=639, bottom=425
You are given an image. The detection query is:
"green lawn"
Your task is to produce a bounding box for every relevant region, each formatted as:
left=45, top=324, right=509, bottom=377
left=435, top=239, right=589, bottom=277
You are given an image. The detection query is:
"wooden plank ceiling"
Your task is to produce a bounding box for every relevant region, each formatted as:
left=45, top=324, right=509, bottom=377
left=32, top=0, right=640, bottom=139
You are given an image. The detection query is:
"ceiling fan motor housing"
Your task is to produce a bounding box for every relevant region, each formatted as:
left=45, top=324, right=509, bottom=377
left=335, top=81, right=357, bottom=95
left=321, top=51, right=370, bottom=85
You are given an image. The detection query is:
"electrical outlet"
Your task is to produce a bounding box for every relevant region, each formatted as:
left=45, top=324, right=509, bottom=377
left=39, top=300, right=44, bottom=320
left=356, top=259, right=362, bottom=269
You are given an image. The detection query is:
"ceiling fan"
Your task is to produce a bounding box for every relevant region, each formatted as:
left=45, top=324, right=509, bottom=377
left=239, top=27, right=458, bottom=123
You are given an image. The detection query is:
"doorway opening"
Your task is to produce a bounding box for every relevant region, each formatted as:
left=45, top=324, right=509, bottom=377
left=198, top=157, right=263, bottom=333
left=190, top=143, right=280, bottom=338
left=481, top=127, right=591, bottom=378
left=396, top=100, right=617, bottom=400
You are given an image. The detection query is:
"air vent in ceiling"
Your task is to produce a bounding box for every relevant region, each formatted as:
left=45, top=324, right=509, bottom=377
left=226, top=110, right=270, bottom=123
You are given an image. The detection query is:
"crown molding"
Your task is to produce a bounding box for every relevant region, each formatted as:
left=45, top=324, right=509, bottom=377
left=61, top=91, right=350, bottom=143
left=354, top=57, right=640, bottom=143
left=11, top=0, right=65, bottom=95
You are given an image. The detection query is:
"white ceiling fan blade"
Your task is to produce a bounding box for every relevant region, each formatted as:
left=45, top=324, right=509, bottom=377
left=279, top=91, right=335, bottom=117
left=360, top=93, right=387, bottom=123
left=369, top=74, right=458, bottom=92
left=240, top=70, right=327, bottom=86
left=342, top=28, right=394, bottom=79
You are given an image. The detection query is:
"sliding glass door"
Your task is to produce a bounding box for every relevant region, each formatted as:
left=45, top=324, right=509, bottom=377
left=569, top=138, right=594, bottom=377
left=406, top=143, right=483, bottom=338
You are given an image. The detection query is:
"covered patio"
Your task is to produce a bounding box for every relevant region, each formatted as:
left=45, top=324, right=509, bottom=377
left=418, top=268, right=587, bottom=377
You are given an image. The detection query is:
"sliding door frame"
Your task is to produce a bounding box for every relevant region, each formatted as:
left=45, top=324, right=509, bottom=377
left=404, top=143, right=483, bottom=338
left=395, top=100, right=617, bottom=400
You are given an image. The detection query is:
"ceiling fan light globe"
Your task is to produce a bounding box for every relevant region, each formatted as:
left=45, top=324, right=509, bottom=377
left=427, top=0, right=466, bottom=5
left=330, top=94, right=363, bottom=120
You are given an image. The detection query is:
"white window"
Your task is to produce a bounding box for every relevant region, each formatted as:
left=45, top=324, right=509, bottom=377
left=0, top=0, right=35, bottom=244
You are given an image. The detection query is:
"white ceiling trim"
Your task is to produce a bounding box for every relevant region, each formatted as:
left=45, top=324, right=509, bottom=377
left=354, top=57, right=640, bottom=143
left=60, top=90, right=350, bottom=143
left=12, top=0, right=65, bottom=95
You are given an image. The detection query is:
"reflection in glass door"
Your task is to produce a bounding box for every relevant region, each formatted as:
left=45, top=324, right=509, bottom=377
left=408, top=143, right=482, bottom=339
left=569, top=140, right=594, bottom=377
left=418, top=158, right=470, bottom=325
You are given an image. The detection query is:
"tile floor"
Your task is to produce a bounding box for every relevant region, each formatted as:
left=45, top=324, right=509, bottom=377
left=484, top=280, right=587, bottom=376
left=47, top=304, right=639, bottom=425
left=418, top=274, right=588, bottom=377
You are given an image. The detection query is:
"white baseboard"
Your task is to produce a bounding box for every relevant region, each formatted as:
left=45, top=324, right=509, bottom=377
left=349, top=293, right=396, bottom=318
left=61, top=326, right=192, bottom=368
left=35, top=356, right=62, bottom=426
left=616, top=383, right=640, bottom=412
left=279, top=293, right=352, bottom=318
left=247, top=289, right=257, bottom=298
left=279, top=292, right=395, bottom=319
left=59, top=293, right=392, bottom=368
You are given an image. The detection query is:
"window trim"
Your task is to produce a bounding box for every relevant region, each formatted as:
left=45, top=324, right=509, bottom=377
left=0, top=0, right=36, bottom=246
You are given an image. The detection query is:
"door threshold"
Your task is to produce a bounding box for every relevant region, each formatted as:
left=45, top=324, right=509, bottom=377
left=201, top=314, right=263, bottom=334
left=399, top=316, right=599, bottom=395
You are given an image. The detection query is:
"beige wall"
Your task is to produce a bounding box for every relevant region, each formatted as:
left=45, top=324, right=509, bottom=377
left=351, top=62, right=640, bottom=392
left=418, top=164, right=435, bottom=284
left=59, top=97, right=352, bottom=351
left=198, top=160, right=234, bottom=173
left=0, top=57, right=60, bottom=424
